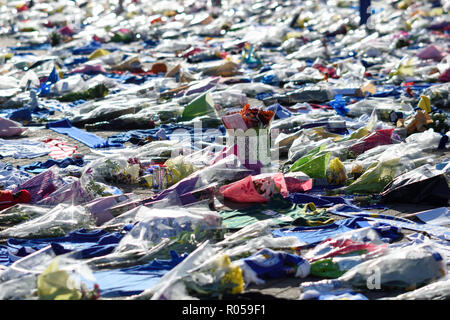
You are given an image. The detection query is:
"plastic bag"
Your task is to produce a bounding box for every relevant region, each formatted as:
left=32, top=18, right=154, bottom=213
left=181, top=91, right=217, bottom=121
left=300, top=244, right=447, bottom=299
left=37, top=257, right=84, bottom=300
left=131, top=241, right=218, bottom=300
left=164, top=155, right=198, bottom=185
left=422, top=83, right=449, bottom=108
left=236, top=249, right=310, bottom=286
left=380, top=164, right=450, bottom=206
left=211, top=89, right=248, bottom=111
left=220, top=235, right=303, bottom=260
left=348, top=128, right=395, bottom=157
left=291, top=151, right=331, bottom=179
left=218, top=172, right=289, bottom=203
left=113, top=206, right=221, bottom=253
left=0, top=274, right=38, bottom=300
left=81, top=155, right=144, bottom=198
left=0, top=204, right=50, bottom=227
left=405, top=128, right=444, bottom=150
left=336, top=158, right=401, bottom=195
left=0, top=204, right=95, bottom=239
left=346, top=98, right=413, bottom=119
left=387, top=276, right=450, bottom=300
left=146, top=154, right=251, bottom=206
left=51, top=74, right=87, bottom=95
left=305, top=228, right=389, bottom=278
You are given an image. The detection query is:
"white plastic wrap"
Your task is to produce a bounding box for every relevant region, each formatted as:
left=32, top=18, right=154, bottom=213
left=0, top=204, right=95, bottom=239
left=405, top=128, right=446, bottom=150
left=300, top=243, right=447, bottom=299
left=51, top=74, right=87, bottom=95
left=387, top=275, right=450, bottom=300
left=220, top=235, right=303, bottom=260
left=346, top=98, right=414, bottom=119
left=131, top=241, right=218, bottom=300
left=113, top=206, right=221, bottom=253
left=303, top=227, right=387, bottom=262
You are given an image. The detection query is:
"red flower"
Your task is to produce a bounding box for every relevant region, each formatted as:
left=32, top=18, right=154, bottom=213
left=239, top=104, right=274, bottom=129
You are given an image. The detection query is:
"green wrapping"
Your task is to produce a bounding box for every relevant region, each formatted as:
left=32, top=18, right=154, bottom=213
left=291, top=150, right=331, bottom=179
left=342, top=158, right=400, bottom=194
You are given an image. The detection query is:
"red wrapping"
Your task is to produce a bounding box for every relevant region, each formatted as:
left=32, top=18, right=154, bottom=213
left=285, top=177, right=313, bottom=193
left=219, top=173, right=289, bottom=203
left=348, top=128, right=394, bottom=156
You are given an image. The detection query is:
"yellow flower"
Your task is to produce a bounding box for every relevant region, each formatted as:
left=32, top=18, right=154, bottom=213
left=37, top=258, right=82, bottom=300
left=418, top=95, right=431, bottom=113
left=215, top=254, right=231, bottom=269
left=221, top=265, right=245, bottom=294
left=389, top=59, right=414, bottom=78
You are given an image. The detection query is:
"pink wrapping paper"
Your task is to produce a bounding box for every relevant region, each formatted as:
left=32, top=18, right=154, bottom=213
left=219, top=173, right=289, bottom=203
left=417, top=45, right=446, bottom=62
left=0, top=117, right=27, bottom=137
left=349, top=128, right=394, bottom=156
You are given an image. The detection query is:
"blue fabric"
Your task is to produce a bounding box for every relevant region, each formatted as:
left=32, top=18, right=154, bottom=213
left=46, top=119, right=123, bottom=148
left=103, top=73, right=139, bottom=82
left=8, top=52, right=36, bottom=57
left=0, top=245, right=10, bottom=265
left=271, top=217, right=364, bottom=246
left=438, top=134, right=448, bottom=150
left=124, top=75, right=156, bottom=84
left=30, top=107, right=54, bottom=119
left=318, top=290, right=369, bottom=300
left=241, top=248, right=308, bottom=279
left=18, top=157, right=85, bottom=174
left=8, top=44, right=51, bottom=51
left=261, top=74, right=278, bottom=86
left=88, top=251, right=186, bottom=297
left=107, top=124, right=226, bottom=144
left=37, top=67, right=61, bottom=97
left=107, top=127, right=170, bottom=144
left=1, top=228, right=125, bottom=266
left=288, top=193, right=353, bottom=207
left=436, top=159, right=450, bottom=171
left=255, top=92, right=273, bottom=100
left=144, top=39, right=159, bottom=48
left=267, top=103, right=292, bottom=119
left=359, top=0, right=371, bottom=25
left=272, top=216, right=401, bottom=246
left=331, top=206, right=450, bottom=241
left=35, top=100, right=63, bottom=111
left=71, top=41, right=102, bottom=55
left=258, top=65, right=272, bottom=73
left=7, top=107, right=32, bottom=122
left=47, top=67, right=60, bottom=84
left=38, top=81, right=52, bottom=97
left=328, top=95, right=348, bottom=116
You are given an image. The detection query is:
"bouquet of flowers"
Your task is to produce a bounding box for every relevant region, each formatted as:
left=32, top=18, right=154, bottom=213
left=182, top=254, right=245, bottom=296
left=221, top=104, right=275, bottom=167
left=221, top=104, right=274, bottom=131
left=219, top=173, right=289, bottom=203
